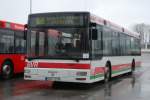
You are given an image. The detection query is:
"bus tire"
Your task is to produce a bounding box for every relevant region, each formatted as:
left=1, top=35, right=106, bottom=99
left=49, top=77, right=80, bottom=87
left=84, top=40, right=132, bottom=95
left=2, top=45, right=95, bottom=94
left=1, top=61, right=14, bottom=79
left=104, top=62, right=111, bottom=83
left=131, top=59, right=135, bottom=74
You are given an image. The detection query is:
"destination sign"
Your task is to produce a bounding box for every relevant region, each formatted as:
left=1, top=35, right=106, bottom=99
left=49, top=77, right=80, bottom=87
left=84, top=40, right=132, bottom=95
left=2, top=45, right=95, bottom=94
left=29, top=15, right=86, bottom=27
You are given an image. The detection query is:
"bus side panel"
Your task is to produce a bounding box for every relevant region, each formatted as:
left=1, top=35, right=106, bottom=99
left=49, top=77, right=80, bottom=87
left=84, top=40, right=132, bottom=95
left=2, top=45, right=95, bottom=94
left=90, top=56, right=141, bottom=82
left=102, top=56, right=141, bottom=77
left=12, top=54, right=26, bottom=73
left=0, top=54, right=26, bottom=74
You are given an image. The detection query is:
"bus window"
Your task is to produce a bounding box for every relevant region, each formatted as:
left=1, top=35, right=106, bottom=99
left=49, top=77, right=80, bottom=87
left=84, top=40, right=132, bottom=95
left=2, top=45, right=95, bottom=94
left=39, top=32, right=45, bottom=56
left=0, top=29, right=14, bottom=53
left=15, top=31, right=26, bottom=53
left=30, top=31, right=36, bottom=56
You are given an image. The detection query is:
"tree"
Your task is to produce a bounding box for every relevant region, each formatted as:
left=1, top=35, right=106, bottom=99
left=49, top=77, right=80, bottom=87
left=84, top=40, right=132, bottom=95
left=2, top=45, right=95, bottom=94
left=132, top=23, right=145, bottom=35
left=132, top=23, right=150, bottom=49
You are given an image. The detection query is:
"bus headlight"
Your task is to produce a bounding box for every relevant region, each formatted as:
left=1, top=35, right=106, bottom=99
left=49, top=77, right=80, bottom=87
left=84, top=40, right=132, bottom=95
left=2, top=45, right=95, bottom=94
left=24, top=69, right=31, bottom=73
left=76, top=72, right=87, bottom=76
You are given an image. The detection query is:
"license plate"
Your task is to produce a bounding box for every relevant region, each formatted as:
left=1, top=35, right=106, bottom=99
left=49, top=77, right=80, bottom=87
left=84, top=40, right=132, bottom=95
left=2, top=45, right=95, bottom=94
left=46, top=77, right=60, bottom=81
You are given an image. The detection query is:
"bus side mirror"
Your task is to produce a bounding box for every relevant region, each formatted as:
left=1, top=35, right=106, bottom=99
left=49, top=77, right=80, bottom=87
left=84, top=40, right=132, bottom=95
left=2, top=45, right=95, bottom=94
left=24, top=30, right=27, bottom=40
left=92, top=29, right=98, bottom=40
left=24, top=24, right=28, bottom=40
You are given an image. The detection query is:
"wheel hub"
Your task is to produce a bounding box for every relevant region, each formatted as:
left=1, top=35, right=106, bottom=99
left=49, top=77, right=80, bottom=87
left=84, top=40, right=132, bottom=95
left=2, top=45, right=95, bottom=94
left=3, top=65, right=11, bottom=75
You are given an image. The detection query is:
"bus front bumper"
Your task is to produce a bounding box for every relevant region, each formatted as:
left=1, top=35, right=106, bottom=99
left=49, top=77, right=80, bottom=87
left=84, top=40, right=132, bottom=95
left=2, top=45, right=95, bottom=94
left=24, top=67, right=93, bottom=83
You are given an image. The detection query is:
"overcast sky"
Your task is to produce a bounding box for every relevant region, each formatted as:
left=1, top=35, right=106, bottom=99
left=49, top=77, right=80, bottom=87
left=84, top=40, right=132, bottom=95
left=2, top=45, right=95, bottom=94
left=0, top=0, right=150, bottom=29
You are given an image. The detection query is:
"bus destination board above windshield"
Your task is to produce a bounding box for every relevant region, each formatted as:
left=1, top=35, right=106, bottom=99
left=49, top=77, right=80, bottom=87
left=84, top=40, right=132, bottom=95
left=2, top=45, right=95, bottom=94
left=29, top=15, right=87, bottom=27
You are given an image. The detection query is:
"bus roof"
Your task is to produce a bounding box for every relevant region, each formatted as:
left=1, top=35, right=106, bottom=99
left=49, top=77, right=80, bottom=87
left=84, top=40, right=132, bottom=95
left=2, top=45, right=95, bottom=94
left=90, top=14, right=140, bottom=39
left=28, top=11, right=89, bottom=16
left=0, top=20, right=24, bottom=31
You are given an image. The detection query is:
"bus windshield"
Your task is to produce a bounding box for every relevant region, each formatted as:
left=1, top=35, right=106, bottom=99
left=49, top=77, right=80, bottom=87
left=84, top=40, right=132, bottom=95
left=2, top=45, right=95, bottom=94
left=27, top=27, right=89, bottom=59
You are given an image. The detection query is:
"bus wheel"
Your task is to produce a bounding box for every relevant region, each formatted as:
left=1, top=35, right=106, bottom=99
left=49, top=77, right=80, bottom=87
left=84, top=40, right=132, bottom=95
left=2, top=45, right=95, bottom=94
left=1, top=61, right=14, bottom=79
left=131, top=59, right=135, bottom=74
left=104, top=62, right=111, bottom=83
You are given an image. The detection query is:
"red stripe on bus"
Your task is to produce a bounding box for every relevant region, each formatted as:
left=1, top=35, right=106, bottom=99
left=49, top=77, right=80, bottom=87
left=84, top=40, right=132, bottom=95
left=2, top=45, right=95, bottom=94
left=38, top=63, right=90, bottom=69
left=35, top=61, right=141, bottom=72
left=112, top=61, right=141, bottom=71
left=92, top=64, right=131, bottom=75
left=112, top=63, right=131, bottom=71
left=92, top=61, right=141, bottom=75
left=94, top=67, right=104, bottom=75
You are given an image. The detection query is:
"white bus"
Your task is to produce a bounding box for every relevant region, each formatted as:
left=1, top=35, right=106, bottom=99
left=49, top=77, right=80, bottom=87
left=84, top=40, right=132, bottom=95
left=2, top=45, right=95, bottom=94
left=24, top=12, right=141, bottom=83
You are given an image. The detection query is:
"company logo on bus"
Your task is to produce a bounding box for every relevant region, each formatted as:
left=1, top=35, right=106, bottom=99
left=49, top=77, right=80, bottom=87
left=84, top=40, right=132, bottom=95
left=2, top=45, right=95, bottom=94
left=27, top=62, right=38, bottom=68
